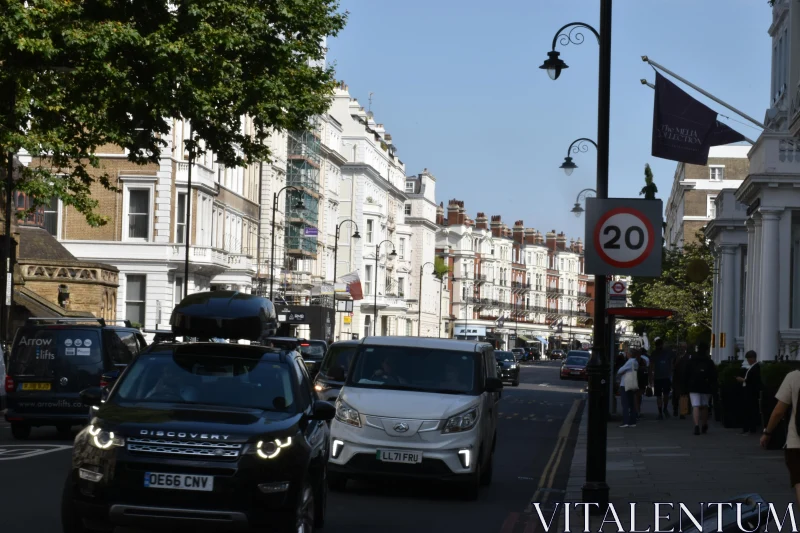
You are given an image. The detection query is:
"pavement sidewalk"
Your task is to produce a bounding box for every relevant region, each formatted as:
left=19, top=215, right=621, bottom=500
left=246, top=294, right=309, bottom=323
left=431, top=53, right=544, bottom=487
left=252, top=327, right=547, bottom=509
left=557, top=395, right=794, bottom=531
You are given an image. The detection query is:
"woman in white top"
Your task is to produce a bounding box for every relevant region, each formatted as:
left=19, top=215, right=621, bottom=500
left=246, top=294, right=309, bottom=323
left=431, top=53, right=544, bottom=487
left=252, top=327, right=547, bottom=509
left=617, top=348, right=640, bottom=428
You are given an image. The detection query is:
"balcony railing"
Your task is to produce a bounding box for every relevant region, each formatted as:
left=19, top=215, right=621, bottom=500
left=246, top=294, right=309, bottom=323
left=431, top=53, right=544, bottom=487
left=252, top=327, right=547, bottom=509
left=476, top=274, right=488, bottom=284
left=577, top=291, right=591, bottom=299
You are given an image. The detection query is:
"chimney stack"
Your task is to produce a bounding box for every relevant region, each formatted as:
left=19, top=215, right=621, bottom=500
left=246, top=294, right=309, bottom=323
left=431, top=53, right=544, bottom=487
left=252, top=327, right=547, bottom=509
left=475, top=212, right=488, bottom=230
left=447, top=199, right=466, bottom=225
left=490, top=215, right=503, bottom=238
left=513, top=220, right=524, bottom=244
left=436, top=202, right=444, bottom=225
left=557, top=232, right=567, bottom=251
left=546, top=230, right=557, bottom=251
left=524, top=227, right=536, bottom=245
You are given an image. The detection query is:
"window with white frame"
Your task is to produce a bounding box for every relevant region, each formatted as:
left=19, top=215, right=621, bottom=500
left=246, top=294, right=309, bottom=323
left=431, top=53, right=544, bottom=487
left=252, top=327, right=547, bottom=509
left=44, top=196, right=59, bottom=236
left=127, top=188, right=151, bottom=240
left=365, top=265, right=373, bottom=296
left=397, top=277, right=405, bottom=297
left=405, top=181, right=414, bottom=193
left=126, top=274, right=146, bottom=326
left=366, top=219, right=373, bottom=243
left=176, top=192, right=187, bottom=244
left=707, top=195, right=717, bottom=219
left=174, top=276, right=184, bottom=306
left=709, top=167, right=724, bottom=181
left=399, top=238, right=405, bottom=259
left=405, top=204, right=411, bottom=215
left=364, top=315, right=371, bottom=338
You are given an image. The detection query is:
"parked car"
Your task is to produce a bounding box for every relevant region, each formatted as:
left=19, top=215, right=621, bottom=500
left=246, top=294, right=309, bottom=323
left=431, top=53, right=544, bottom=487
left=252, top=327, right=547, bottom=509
left=62, top=291, right=335, bottom=533
left=560, top=351, right=591, bottom=380
left=4, top=317, right=146, bottom=439
left=494, top=351, right=520, bottom=386
left=313, top=340, right=359, bottom=401
left=328, top=337, right=502, bottom=500
left=298, top=339, right=328, bottom=380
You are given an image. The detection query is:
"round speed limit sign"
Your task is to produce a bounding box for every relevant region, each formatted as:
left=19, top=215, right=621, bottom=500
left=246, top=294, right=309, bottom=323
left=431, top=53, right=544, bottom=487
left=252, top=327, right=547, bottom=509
left=593, top=207, right=655, bottom=268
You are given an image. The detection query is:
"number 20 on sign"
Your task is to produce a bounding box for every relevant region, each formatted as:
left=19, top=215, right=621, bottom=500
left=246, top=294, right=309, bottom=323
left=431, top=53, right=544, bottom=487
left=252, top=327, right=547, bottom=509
left=583, top=198, right=663, bottom=277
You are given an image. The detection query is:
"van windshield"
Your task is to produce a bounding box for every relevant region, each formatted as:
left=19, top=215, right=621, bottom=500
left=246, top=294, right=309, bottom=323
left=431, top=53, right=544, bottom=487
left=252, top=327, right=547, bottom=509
left=112, top=351, right=296, bottom=412
left=318, top=345, right=356, bottom=382
left=347, top=345, right=479, bottom=395
left=9, top=329, right=102, bottom=377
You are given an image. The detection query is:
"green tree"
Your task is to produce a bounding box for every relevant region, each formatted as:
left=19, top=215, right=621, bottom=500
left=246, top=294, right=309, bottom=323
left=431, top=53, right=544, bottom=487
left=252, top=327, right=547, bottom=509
left=433, top=256, right=451, bottom=281
left=1, top=0, right=347, bottom=225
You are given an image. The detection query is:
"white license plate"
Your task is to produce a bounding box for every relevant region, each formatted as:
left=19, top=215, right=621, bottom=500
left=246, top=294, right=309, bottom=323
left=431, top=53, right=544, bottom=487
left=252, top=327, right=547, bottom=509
left=144, top=472, right=214, bottom=492
left=377, top=450, right=422, bottom=464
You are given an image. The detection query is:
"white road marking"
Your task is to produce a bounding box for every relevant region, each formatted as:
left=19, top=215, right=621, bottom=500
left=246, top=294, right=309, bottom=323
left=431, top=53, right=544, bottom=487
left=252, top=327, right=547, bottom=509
left=0, top=444, right=73, bottom=460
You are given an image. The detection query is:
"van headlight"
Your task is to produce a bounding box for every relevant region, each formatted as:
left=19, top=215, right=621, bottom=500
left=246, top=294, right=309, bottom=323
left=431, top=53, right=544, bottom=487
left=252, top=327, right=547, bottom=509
left=443, top=407, right=479, bottom=433
left=314, top=381, right=331, bottom=392
left=87, top=425, right=125, bottom=449
left=254, top=437, right=292, bottom=459
left=335, top=399, right=361, bottom=427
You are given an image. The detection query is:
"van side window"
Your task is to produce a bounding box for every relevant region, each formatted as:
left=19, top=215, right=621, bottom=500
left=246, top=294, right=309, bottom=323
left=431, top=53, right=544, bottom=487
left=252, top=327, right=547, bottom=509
left=109, top=331, right=139, bottom=365
left=484, top=347, right=497, bottom=380
left=292, top=359, right=313, bottom=410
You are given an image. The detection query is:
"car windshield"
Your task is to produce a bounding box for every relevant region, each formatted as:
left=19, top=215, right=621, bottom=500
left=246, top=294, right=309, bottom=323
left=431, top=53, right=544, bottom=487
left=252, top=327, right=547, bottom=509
left=299, top=342, right=326, bottom=360
left=318, top=345, right=357, bottom=382
left=565, top=356, right=588, bottom=366
left=112, top=350, right=296, bottom=412
left=494, top=351, right=515, bottom=361
left=348, top=345, right=478, bottom=394
left=9, top=328, right=102, bottom=377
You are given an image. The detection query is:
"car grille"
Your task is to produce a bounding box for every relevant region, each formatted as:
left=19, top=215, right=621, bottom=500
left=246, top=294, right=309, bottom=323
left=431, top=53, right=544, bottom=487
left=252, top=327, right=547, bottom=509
left=126, top=438, right=243, bottom=460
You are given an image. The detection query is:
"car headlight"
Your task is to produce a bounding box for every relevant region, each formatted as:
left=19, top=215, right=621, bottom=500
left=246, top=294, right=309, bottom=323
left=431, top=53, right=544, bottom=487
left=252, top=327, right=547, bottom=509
left=510, top=364, right=517, bottom=369
left=443, top=407, right=479, bottom=433
left=335, top=399, right=361, bottom=427
left=254, top=437, right=292, bottom=459
left=87, top=424, right=125, bottom=449
left=314, top=381, right=331, bottom=392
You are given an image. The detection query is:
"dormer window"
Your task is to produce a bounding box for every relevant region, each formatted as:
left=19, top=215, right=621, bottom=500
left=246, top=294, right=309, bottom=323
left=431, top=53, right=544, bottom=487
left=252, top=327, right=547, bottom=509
left=709, top=166, right=724, bottom=181
left=405, top=181, right=414, bottom=193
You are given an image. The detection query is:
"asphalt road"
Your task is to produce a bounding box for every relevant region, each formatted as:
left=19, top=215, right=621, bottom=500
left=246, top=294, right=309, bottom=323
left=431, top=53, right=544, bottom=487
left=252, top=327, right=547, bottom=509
left=0, top=360, right=586, bottom=533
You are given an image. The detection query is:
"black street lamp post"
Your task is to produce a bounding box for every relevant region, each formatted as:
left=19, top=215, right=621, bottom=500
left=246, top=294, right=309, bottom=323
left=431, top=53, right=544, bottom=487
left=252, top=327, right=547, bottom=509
left=332, top=219, right=360, bottom=340
left=373, top=239, right=396, bottom=336
left=418, top=262, right=434, bottom=336
left=438, top=277, right=444, bottom=338
left=183, top=126, right=195, bottom=299
left=269, top=187, right=305, bottom=301
left=571, top=188, right=597, bottom=217
left=560, top=138, right=597, bottom=176
left=541, top=0, right=612, bottom=509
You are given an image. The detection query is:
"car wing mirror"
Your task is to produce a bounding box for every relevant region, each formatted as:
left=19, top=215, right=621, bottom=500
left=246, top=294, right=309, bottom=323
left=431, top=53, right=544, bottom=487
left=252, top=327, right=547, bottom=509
left=485, top=377, right=503, bottom=392
left=80, top=387, right=104, bottom=407
left=310, top=400, right=336, bottom=421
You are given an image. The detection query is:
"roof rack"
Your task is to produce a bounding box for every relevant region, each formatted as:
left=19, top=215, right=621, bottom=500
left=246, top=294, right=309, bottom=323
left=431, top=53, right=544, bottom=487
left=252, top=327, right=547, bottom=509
left=103, top=319, right=134, bottom=327
left=27, top=317, right=108, bottom=327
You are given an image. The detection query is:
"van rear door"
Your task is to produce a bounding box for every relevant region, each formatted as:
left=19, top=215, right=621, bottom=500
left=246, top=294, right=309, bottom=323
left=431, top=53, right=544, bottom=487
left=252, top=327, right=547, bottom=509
left=8, top=328, right=103, bottom=414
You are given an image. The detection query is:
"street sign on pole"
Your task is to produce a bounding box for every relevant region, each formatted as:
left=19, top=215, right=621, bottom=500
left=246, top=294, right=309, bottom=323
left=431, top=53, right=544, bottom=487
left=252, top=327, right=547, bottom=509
left=584, top=198, right=663, bottom=277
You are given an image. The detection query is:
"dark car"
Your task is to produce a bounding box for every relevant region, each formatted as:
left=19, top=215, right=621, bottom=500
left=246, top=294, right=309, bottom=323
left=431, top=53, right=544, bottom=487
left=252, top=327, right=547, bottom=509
left=560, top=351, right=591, bottom=380
left=4, top=317, right=147, bottom=439
left=61, top=291, right=335, bottom=533
left=313, top=340, right=359, bottom=401
left=550, top=349, right=565, bottom=361
left=298, top=340, right=328, bottom=380
left=494, top=350, right=520, bottom=386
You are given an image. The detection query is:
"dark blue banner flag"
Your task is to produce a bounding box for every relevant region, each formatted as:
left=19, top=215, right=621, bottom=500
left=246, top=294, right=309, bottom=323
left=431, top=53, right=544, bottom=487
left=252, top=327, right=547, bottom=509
left=651, top=72, right=745, bottom=165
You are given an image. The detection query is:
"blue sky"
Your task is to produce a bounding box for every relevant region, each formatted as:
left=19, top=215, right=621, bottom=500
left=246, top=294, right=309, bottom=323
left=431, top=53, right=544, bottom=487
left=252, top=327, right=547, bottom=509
left=326, top=1, right=771, bottom=241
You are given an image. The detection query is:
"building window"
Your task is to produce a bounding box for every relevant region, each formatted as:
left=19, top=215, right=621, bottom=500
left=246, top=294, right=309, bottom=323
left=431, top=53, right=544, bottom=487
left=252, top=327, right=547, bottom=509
left=366, top=219, right=373, bottom=243
left=406, top=320, right=412, bottom=336
left=364, top=315, right=371, bottom=338
left=176, top=192, right=187, bottom=244
left=399, top=238, right=406, bottom=259
left=405, top=181, right=414, bottom=193
left=42, top=196, right=59, bottom=236
left=707, top=195, right=717, bottom=219
left=127, top=189, right=150, bottom=240
left=174, top=276, right=184, bottom=306
left=398, top=278, right=405, bottom=298
left=709, top=167, right=724, bottom=181
left=365, top=265, right=373, bottom=296
left=126, top=274, right=146, bottom=327
left=405, top=204, right=411, bottom=215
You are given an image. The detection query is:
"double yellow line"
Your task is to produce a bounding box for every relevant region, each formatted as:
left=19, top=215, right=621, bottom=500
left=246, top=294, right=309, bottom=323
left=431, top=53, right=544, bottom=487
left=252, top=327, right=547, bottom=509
left=524, top=398, right=581, bottom=513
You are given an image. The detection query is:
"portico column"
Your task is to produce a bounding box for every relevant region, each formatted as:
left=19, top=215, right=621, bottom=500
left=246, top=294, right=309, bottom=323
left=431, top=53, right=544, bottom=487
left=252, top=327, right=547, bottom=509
left=721, top=245, right=737, bottom=361
left=753, top=216, right=763, bottom=358
left=710, top=258, right=721, bottom=361
left=759, top=209, right=782, bottom=361
left=744, top=219, right=755, bottom=353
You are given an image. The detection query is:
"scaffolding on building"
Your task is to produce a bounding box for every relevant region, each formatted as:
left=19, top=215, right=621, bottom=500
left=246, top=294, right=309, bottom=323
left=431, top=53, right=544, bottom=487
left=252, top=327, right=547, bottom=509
left=285, top=130, right=321, bottom=261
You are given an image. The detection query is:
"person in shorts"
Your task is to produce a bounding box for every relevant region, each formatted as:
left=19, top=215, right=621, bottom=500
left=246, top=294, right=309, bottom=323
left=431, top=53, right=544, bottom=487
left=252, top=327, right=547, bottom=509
left=649, top=337, right=675, bottom=420
left=762, top=369, right=800, bottom=508
left=684, top=341, right=716, bottom=435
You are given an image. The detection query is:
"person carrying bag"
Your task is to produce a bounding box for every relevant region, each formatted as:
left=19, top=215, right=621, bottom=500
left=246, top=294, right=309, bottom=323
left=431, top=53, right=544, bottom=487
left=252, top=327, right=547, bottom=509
left=617, top=348, right=640, bottom=428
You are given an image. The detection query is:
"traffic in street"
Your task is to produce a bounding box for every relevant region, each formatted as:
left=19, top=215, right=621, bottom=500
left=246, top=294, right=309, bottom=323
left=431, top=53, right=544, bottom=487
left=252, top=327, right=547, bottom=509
left=0, top=361, right=585, bottom=533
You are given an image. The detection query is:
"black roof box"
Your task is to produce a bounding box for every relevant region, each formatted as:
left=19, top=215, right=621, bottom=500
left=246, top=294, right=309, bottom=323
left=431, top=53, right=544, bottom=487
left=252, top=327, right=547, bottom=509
left=170, top=291, right=277, bottom=341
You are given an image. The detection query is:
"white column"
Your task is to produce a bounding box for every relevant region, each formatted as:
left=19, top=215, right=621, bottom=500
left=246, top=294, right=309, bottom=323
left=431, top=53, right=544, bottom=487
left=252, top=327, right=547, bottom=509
left=711, top=259, right=721, bottom=362
left=744, top=219, right=755, bottom=353
left=759, top=209, right=782, bottom=361
left=753, top=216, right=763, bottom=358
left=721, top=245, right=737, bottom=361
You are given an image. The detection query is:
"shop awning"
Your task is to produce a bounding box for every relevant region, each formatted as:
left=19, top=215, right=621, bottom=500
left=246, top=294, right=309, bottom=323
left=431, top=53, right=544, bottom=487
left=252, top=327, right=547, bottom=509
left=535, top=336, right=549, bottom=346
left=518, top=335, right=533, bottom=343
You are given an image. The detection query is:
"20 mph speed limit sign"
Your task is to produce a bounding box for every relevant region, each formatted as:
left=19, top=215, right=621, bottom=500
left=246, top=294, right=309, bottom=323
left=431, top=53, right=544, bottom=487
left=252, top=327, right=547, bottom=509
left=584, top=198, right=663, bottom=276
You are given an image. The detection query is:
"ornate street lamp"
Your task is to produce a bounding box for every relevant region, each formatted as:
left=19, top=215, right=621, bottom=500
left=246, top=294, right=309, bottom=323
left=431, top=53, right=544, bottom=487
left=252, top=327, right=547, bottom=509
left=373, top=240, right=397, bottom=336
left=560, top=138, right=597, bottom=176
left=331, top=219, right=360, bottom=340
left=539, top=23, right=599, bottom=80
left=570, top=189, right=597, bottom=218
left=269, top=187, right=305, bottom=301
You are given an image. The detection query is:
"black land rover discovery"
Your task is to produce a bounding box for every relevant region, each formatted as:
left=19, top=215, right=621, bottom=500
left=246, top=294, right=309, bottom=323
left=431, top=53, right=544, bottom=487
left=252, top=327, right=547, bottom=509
left=61, top=291, right=336, bottom=533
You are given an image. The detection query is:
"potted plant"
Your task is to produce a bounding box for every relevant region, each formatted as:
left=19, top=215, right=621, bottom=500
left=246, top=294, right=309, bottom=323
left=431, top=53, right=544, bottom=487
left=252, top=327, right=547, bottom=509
left=760, top=361, right=800, bottom=450
left=717, top=360, right=744, bottom=428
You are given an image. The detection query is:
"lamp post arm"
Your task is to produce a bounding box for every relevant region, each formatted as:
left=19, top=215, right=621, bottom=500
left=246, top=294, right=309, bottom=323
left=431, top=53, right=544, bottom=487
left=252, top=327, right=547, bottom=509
left=551, top=22, right=600, bottom=51
left=566, top=138, right=598, bottom=157
left=576, top=188, right=597, bottom=204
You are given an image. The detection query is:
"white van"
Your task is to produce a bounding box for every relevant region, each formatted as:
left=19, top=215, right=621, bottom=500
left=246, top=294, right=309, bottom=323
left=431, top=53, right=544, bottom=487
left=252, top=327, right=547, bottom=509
left=328, top=337, right=502, bottom=500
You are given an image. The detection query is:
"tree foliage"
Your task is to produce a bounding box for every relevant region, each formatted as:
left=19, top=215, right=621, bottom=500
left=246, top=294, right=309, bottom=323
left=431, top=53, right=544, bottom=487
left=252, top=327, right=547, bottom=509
left=434, top=256, right=451, bottom=281
left=1, top=0, right=347, bottom=225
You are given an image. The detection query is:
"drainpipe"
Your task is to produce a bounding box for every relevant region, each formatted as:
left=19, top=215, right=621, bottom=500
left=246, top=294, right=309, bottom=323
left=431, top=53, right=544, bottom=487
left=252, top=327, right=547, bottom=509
left=256, top=160, right=264, bottom=284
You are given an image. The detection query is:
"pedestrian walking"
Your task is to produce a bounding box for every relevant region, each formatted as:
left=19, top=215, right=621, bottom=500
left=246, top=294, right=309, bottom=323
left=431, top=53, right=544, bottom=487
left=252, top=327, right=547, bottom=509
left=617, top=347, right=640, bottom=428
left=649, top=337, right=674, bottom=420
left=761, top=368, right=800, bottom=509
left=636, top=348, right=650, bottom=416
left=685, top=341, right=717, bottom=435
left=737, top=350, right=761, bottom=435
left=672, top=343, right=689, bottom=417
